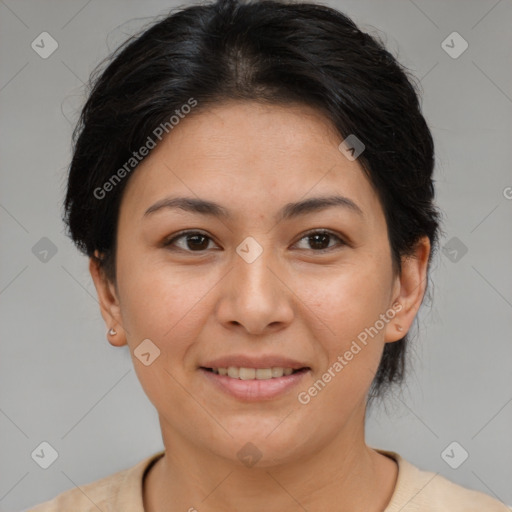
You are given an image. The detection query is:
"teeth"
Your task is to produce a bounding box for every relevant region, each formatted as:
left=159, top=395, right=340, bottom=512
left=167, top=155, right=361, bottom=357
left=256, top=368, right=272, bottom=380
left=239, top=367, right=256, bottom=380
left=227, top=367, right=239, bottom=378
left=212, top=367, right=298, bottom=380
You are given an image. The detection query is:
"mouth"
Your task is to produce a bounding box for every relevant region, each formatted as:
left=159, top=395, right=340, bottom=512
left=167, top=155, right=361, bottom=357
left=199, top=366, right=311, bottom=401
left=200, top=366, right=309, bottom=379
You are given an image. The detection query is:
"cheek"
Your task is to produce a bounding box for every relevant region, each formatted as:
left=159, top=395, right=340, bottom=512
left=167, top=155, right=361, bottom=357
left=292, top=256, right=392, bottom=405
left=117, top=263, right=213, bottom=410
left=117, top=257, right=222, bottom=367
left=297, top=258, right=392, bottom=341
left=118, top=251, right=196, bottom=329
left=294, top=269, right=388, bottom=416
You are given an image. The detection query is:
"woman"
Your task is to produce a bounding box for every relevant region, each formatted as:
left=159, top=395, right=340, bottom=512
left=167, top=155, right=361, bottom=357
left=29, top=0, right=509, bottom=510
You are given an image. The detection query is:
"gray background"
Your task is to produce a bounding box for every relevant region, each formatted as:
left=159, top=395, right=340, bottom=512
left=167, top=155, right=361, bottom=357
left=1, top=0, right=511, bottom=510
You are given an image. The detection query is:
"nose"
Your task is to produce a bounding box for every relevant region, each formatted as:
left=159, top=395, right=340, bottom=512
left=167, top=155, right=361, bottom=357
left=215, top=247, right=294, bottom=335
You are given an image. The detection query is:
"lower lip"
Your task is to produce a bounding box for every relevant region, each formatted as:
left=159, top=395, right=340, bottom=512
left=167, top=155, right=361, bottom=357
left=199, top=368, right=310, bottom=401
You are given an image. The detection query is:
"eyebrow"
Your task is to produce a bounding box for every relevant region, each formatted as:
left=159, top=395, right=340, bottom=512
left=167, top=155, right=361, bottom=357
left=143, top=194, right=364, bottom=221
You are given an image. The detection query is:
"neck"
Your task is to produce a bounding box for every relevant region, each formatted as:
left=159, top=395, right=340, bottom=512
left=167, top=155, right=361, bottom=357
left=144, top=409, right=398, bottom=512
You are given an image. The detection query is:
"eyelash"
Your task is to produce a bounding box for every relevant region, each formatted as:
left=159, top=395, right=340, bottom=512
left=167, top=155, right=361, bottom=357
left=162, top=229, right=347, bottom=254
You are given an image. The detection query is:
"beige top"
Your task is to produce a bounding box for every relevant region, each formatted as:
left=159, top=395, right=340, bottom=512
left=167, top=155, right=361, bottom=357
left=27, top=448, right=510, bottom=511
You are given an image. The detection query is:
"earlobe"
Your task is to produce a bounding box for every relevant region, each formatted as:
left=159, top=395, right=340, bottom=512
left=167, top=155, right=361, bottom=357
left=89, top=253, right=127, bottom=347
left=385, top=236, right=431, bottom=343
left=106, top=325, right=126, bottom=347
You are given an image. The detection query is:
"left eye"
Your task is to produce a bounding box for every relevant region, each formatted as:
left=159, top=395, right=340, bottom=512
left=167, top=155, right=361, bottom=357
left=293, top=230, right=345, bottom=252
left=163, top=230, right=345, bottom=253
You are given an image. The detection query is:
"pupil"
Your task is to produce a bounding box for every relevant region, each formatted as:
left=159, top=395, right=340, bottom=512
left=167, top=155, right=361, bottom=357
left=310, top=234, right=329, bottom=250
left=187, top=235, right=208, bottom=250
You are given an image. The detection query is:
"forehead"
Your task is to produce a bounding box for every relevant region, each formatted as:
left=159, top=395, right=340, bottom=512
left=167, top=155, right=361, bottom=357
left=119, top=101, right=382, bottom=224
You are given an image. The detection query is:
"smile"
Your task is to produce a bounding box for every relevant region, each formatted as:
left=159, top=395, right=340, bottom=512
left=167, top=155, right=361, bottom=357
left=199, top=367, right=310, bottom=401
left=204, top=366, right=303, bottom=380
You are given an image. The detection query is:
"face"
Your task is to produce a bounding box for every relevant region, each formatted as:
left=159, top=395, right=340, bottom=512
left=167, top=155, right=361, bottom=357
left=91, top=101, right=429, bottom=467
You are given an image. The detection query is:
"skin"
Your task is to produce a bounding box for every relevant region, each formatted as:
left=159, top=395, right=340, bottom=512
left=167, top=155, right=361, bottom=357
left=90, top=101, right=430, bottom=512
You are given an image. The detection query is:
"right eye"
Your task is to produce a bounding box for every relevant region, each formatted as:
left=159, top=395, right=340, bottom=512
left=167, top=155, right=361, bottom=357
left=162, top=230, right=219, bottom=252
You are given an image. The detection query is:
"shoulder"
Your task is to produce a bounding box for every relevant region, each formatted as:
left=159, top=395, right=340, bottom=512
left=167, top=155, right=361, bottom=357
left=375, top=448, right=511, bottom=512
left=25, top=451, right=165, bottom=512
left=422, top=471, right=511, bottom=511
left=26, top=470, right=119, bottom=512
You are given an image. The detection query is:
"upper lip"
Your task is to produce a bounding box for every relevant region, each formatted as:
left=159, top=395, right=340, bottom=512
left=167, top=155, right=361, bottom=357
left=201, top=355, right=309, bottom=370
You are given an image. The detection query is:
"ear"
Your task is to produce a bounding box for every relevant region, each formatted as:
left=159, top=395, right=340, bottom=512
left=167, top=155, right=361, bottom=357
left=385, top=236, right=431, bottom=343
left=89, top=251, right=127, bottom=347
